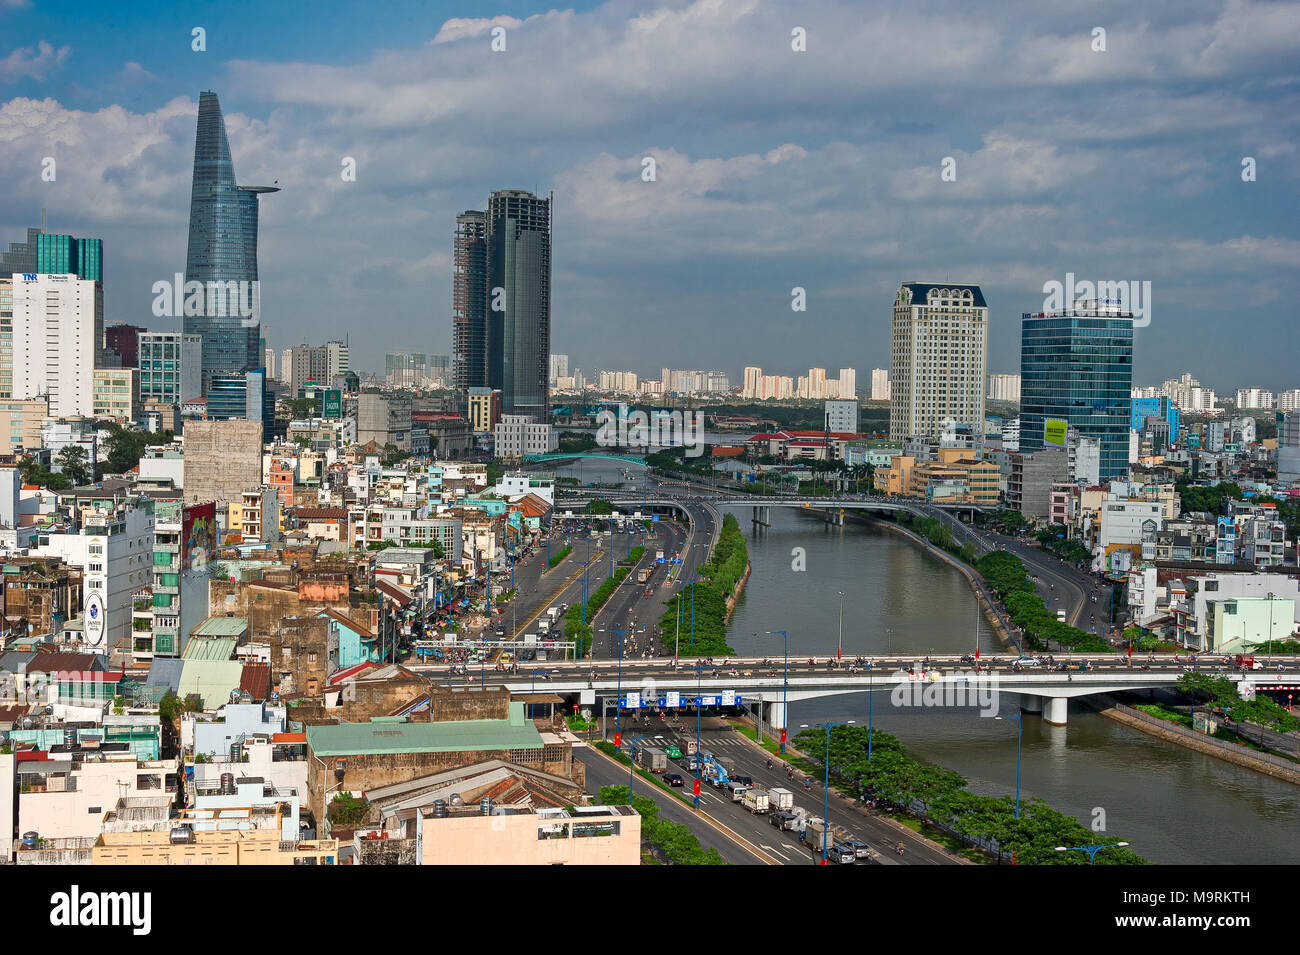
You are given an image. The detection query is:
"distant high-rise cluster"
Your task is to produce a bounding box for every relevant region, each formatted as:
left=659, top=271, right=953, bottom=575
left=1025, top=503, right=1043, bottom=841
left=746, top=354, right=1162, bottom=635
left=451, top=190, right=551, bottom=419
left=384, top=351, right=449, bottom=390
left=987, top=373, right=1021, bottom=403
left=740, top=366, right=853, bottom=400
left=659, top=369, right=731, bottom=395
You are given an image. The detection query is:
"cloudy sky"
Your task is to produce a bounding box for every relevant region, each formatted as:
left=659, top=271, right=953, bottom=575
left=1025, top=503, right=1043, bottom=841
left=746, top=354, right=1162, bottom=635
left=1, top=0, right=1297, bottom=390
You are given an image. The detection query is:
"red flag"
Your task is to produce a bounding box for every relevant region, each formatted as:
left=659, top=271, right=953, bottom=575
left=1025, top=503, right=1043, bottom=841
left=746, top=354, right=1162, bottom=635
left=975, top=647, right=980, bottom=659
left=1127, top=643, right=1133, bottom=659
left=838, top=646, right=842, bottom=660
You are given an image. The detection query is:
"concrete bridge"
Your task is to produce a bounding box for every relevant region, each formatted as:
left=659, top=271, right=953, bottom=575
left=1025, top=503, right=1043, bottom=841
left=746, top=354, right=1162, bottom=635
left=412, top=655, right=1296, bottom=729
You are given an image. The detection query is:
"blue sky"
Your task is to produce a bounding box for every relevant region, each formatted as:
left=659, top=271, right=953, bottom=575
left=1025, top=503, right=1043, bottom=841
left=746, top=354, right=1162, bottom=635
left=1, top=0, right=1298, bottom=390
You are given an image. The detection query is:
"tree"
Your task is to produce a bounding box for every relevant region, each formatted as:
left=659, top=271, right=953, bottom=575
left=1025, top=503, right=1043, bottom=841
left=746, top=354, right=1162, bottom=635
left=54, top=445, right=91, bottom=486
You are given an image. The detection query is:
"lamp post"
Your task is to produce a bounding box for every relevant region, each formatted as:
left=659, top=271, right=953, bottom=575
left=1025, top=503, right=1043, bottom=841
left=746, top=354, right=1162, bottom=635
left=693, top=661, right=706, bottom=809
left=762, top=629, right=789, bottom=753
left=837, top=591, right=845, bottom=661
left=994, top=714, right=1023, bottom=817
left=1054, top=841, right=1130, bottom=865
left=867, top=660, right=874, bottom=761
left=800, top=720, right=855, bottom=865
left=600, top=625, right=633, bottom=788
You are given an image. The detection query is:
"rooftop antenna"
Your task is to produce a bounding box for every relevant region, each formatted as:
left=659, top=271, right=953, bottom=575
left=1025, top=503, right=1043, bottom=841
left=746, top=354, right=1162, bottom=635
left=41, top=207, right=47, bottom=233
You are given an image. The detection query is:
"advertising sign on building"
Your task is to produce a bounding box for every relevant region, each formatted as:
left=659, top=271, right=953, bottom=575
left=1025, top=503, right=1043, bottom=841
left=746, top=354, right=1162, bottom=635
left=84, top=592, right=105, bottom=649
left=323, top=389, right=342, bottom=419
left=182, top=501, right=216, bottom=571
left=1043, top=418, right=1068, bottom=446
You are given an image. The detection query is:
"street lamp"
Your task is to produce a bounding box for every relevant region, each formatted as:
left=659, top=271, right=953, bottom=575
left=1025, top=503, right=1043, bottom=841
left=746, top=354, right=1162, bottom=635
left=761, top=629, right=789, bottom=753
left=692, top=661, right=707, bottom=809
left=1054, top=842, right=1130, bottom=865
left=994, top=714, right=1023, bottom=818
left=837, top=591, right=845, bottom=661
left=799, top=720, right=856, bottom=865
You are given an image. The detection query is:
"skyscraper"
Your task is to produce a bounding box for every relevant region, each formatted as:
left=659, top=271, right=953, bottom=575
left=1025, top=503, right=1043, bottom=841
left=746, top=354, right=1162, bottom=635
left=890, top=283, right=987, bottom=442
left=452, top=211, right=487, bottom=392
left=487, top=190, right=551, bottom=418
left=37, top=233, right=102, bottom=282
left=184, top=90, right=279, bottom=394
left=452, top=190, right=551, bottom=418
left=0, top=227, right=42, bottom=276
left=1018, top=302, right=1133, bottom=482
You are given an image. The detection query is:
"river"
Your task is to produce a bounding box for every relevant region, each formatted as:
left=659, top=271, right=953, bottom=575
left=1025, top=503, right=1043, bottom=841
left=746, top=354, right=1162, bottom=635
left=553, top=458, right=1300, bottom=864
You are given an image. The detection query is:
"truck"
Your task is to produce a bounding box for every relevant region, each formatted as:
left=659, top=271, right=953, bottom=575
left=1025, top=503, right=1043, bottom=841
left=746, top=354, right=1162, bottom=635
left=742, top=788, right=770, bottom=814
left=801, top=816, right=833, bottom=853
left=1235, top=654, right=1261, bottom=670
left=767, top=787, right=795, bottom=812
left=701, top=756, right=731, bottom=788
left=637, top=568, right=651, bottom=584
left=1055, top=609, right=1067, bottom=623
left=635, top=746, right=667, bottom=773
left=656, top=550, right=665, bottom=562
left=537, top=619, right=550, bottom=635
left=547, top=606, right=560, bottom=620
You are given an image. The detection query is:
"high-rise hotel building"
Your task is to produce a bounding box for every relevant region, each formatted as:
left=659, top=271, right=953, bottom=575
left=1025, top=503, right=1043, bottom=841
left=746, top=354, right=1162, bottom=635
left=889, top=283, right=987, bottom=442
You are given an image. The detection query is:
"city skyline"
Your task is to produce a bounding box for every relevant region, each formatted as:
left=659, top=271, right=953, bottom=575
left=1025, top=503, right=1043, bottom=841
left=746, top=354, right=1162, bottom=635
left=0, top=1, right=1295, bottom=388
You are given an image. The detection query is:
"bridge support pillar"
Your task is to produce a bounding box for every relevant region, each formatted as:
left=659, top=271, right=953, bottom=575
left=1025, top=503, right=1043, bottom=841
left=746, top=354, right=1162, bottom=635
left=1044, top=697, right=1069, bottom=726
left=1019, top=694, right=1043, bottom=715
left=769, top=700, right=787, bottom=738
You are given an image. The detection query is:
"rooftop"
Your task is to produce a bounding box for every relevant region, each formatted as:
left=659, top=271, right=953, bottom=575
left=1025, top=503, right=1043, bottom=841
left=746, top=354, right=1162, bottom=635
left=305, top=704, right=543, bottom=757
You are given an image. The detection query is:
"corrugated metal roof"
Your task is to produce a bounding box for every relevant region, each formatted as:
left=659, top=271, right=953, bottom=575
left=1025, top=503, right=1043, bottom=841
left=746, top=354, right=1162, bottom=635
left=176, top=661, right=244, bottom=710
left=146, top=658, right=185, bottom=693
left=305, top=704, right=542, bottom=757
left=182, top=636, right=237, bottom=662
left=192, top=616, right=249, bottom=638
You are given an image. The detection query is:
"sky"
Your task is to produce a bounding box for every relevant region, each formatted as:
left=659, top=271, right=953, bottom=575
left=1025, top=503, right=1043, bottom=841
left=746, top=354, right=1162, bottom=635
left=1, top=0, right=1297, bottom=391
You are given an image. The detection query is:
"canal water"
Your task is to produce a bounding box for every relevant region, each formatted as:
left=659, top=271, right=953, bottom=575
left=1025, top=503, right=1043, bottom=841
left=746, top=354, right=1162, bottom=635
left=554, top=458, right=1300, bottom=864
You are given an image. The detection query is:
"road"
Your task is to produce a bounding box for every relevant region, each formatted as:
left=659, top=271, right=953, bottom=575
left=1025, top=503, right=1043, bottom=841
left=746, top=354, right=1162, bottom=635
left=610, top=712, right=959, bottom=864
left=576, top=744, right=767, bottom=865
left=988, top=531, right=1114, bottom=635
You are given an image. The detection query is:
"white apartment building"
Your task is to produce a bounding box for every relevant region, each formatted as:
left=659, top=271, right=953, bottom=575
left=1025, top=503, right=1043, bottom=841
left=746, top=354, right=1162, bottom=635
left=493, top=415, right=557, bottom=461
left=598, top=370, right=639, bottom=392
left=1235, top=388, right=1275, bottom=410
left=1001, top=416, right=1021, bottom=452
left=870, top=368, right=891, bottom=401
left=33, top=503, right=155, bottom=655
left=11, top=273, right=103, bottom=418
left=988, top=373, right=1021, bottom=403
left=1276, top=389, right=1300, bottom=413
left=1097, top=485, right=1164, bottom=553
left=838, top=368, right=856, bottom=399
left=824, top=399, right=858, bottom=433
left=890, top=283, right=987, bottom=442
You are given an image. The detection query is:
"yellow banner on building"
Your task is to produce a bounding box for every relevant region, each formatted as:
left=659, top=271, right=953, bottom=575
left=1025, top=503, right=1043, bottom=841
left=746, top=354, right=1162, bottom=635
left=1044, top=418, right=1068, bottom=446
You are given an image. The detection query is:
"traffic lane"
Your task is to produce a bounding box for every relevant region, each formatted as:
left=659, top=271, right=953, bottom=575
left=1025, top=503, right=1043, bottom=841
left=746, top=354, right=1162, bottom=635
left=991, top=533, right=1087, bottom=627
left=631, top=711, right=928, bottom=865
left=576, top=749, right=764, bottom=865
left=617, top=717, right=823, bottom=864
left=692, top=726, right=952, bottom=865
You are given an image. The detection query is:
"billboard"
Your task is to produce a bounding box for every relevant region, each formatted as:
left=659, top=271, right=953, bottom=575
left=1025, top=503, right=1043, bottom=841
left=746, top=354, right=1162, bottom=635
left=182, top=502, right=216, bottom=571
left=1043, top=418, right=1068, bottom=447
left=323, top=389, right=342, bottom=419
left=84, top=591, right=106, bottom=650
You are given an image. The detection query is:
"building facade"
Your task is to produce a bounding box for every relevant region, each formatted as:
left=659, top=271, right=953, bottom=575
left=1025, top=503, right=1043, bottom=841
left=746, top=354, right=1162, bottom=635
left=889, top=283, right=987, bottom=443
left=1019, top=305, right=1133, bottom=482
left=10, top=273, right=103, bottom=418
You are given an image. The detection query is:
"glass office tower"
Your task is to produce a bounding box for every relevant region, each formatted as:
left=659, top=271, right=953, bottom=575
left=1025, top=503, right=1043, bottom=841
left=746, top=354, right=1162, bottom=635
left=184, top=90, right=279, bottom=393
left=1019, top=305, right=1134, bottom=482
left=487, top=189, right=550, bottom=419
left=37, top=234, right=102, bottom=282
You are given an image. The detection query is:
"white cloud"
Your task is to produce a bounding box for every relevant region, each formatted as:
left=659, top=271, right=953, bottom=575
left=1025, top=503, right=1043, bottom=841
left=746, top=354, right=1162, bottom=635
left=0, top=41, right=69, bottom=82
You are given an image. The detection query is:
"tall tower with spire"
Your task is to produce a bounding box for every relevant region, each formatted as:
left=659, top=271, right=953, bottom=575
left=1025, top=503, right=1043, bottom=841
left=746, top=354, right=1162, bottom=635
left=184, top=90, right=279, bottom=393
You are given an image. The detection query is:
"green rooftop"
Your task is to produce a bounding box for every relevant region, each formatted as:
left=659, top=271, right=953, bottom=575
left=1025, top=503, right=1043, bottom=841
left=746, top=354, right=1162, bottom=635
left=306, top=703, right=543, bottom=757
left=192, top=616, right=249, bottom=638
left=182, top=635, right=238, bottom=661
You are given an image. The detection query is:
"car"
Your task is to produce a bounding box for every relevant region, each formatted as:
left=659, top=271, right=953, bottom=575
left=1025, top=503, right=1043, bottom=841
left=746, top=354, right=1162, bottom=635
left=730, top=774, right=753, bottom=787
left=1012, top=656, right=1041, bottom=667
left=841, top=838, right=872, bottom=860
left=826, top=844, right=856, bottom=864
left=664, top=773, right=684, bottom=787
left=663, top=744, right=682, bottom=759
left=769, top=810, right=797, bottom=830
